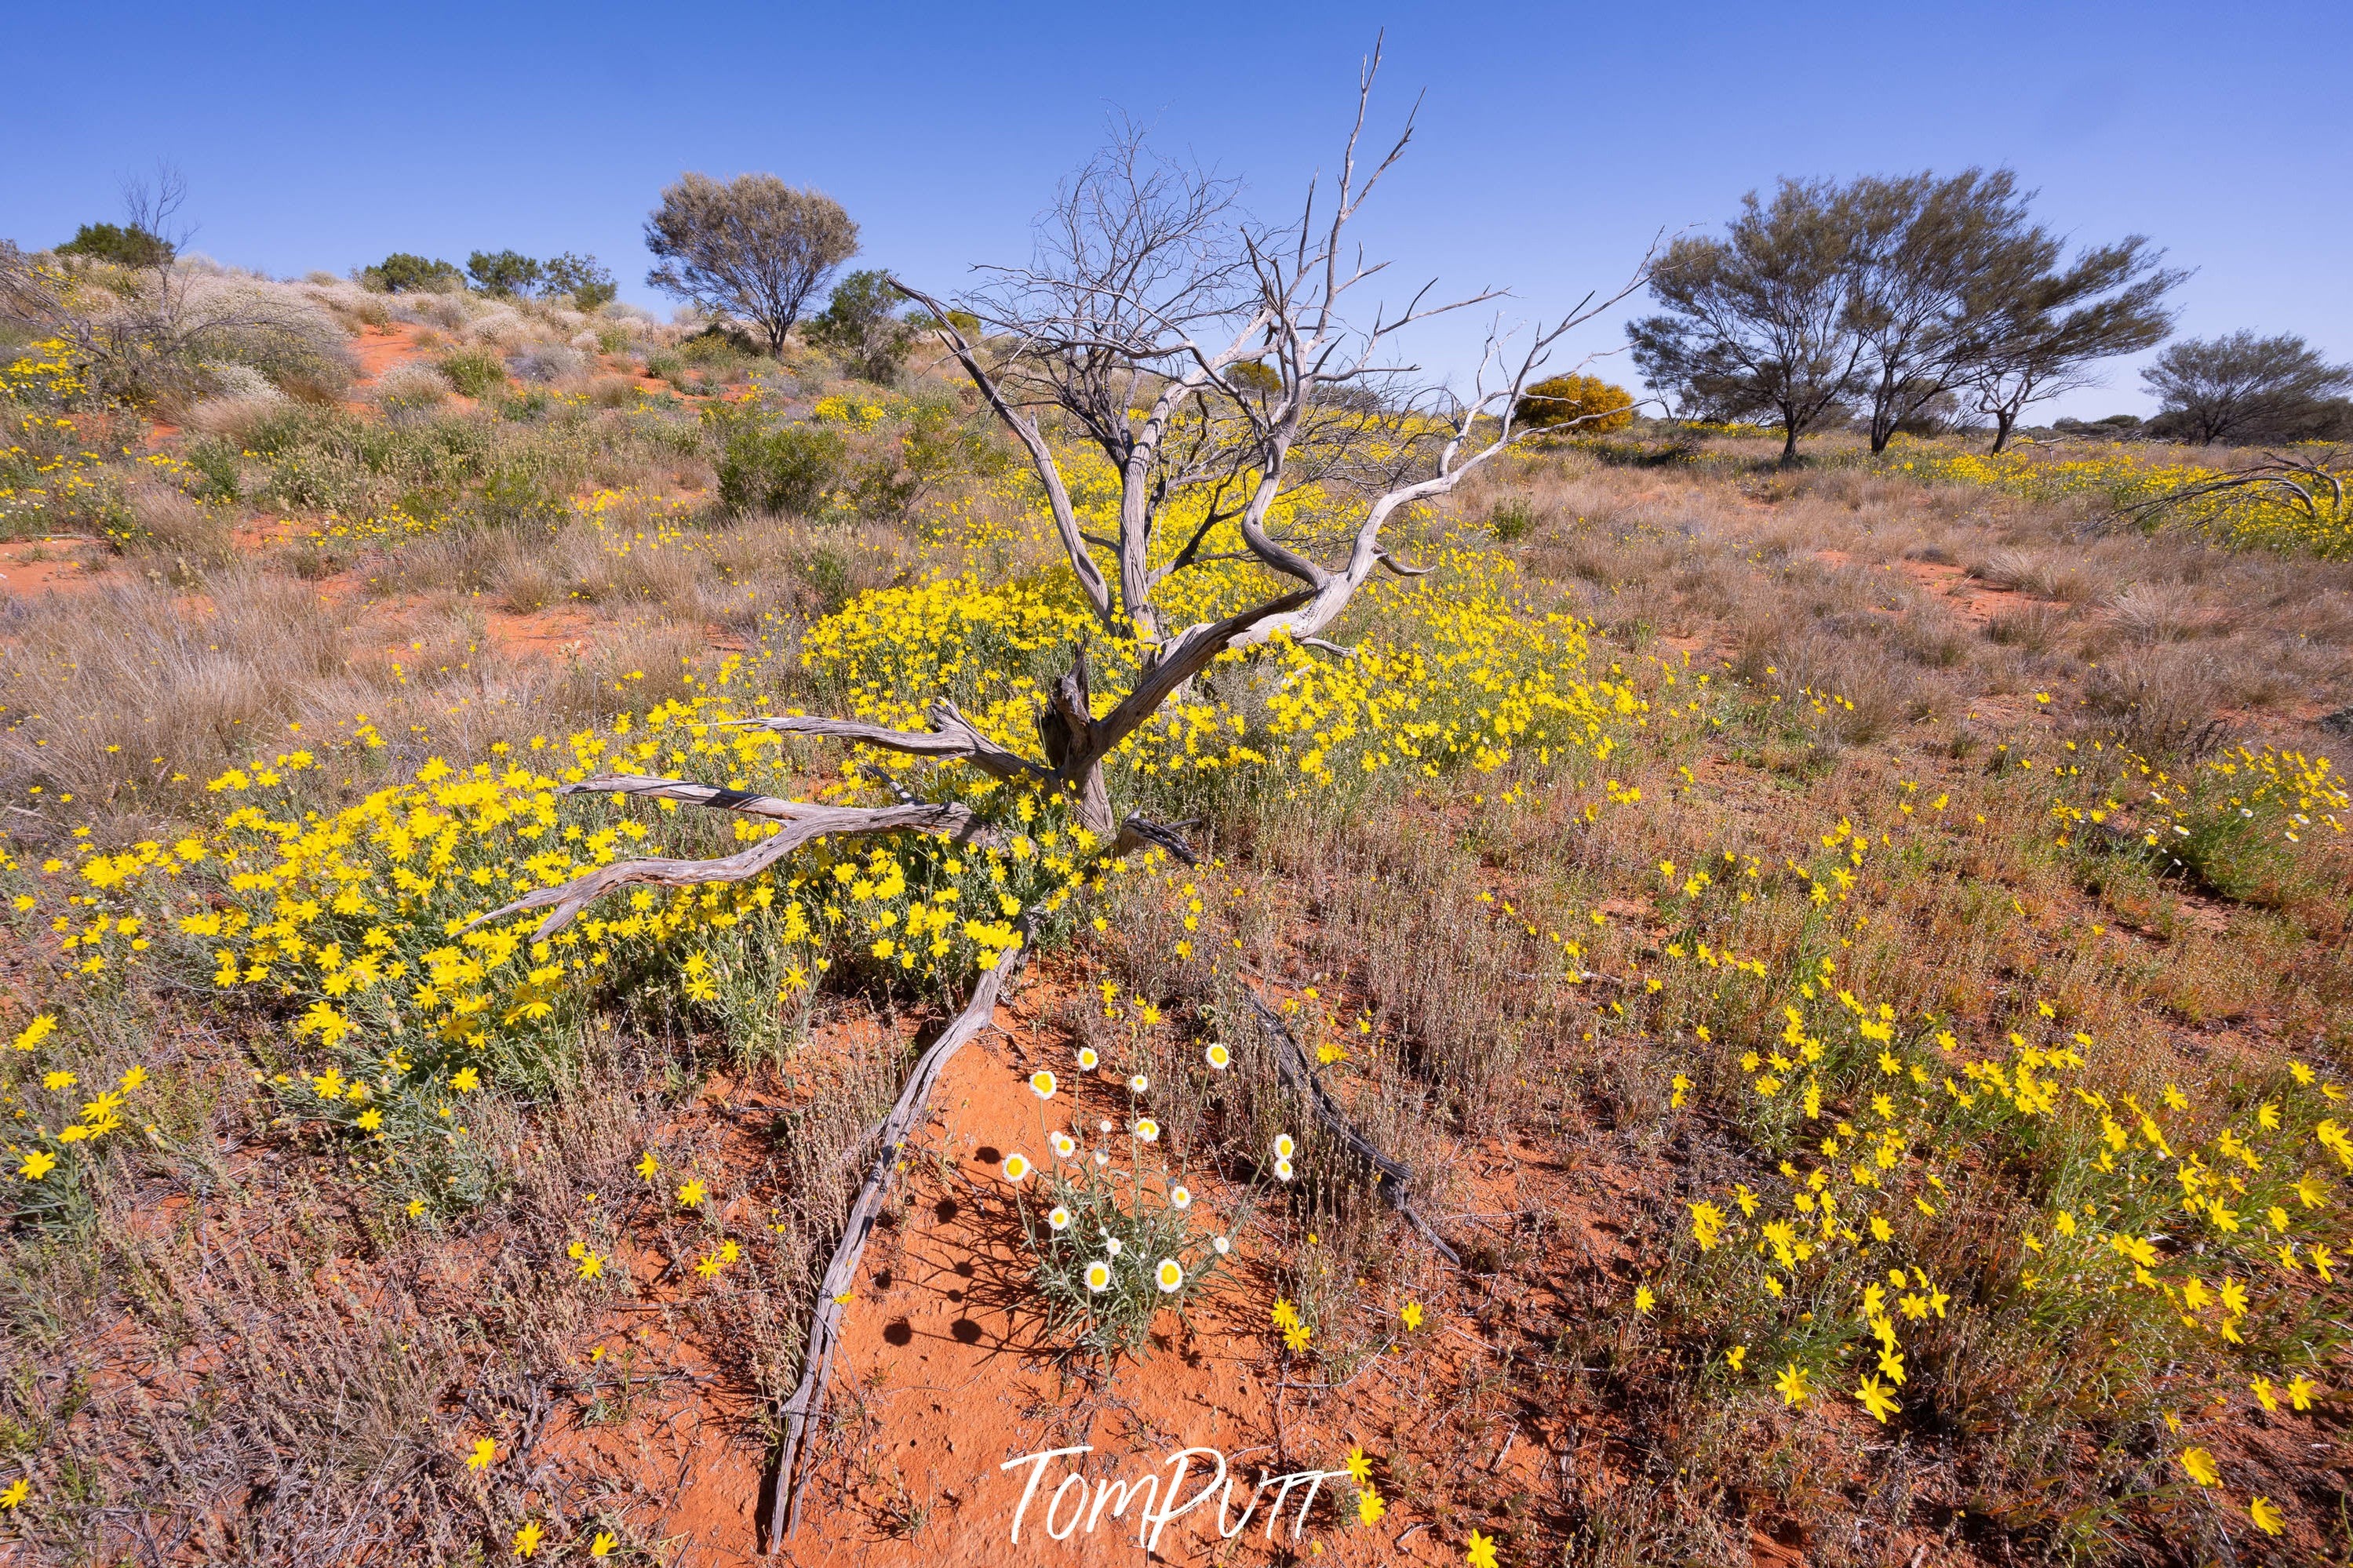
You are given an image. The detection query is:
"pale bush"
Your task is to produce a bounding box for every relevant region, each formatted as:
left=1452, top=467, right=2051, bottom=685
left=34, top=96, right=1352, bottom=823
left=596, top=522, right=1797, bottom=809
left=188, top=394, right=286, bottom=441
left=199, top=362, right=283, bottom=402
left=508, top=344, right=585, bottom=384
left=372, top=361, right=452, bottom=413
left=466, top=304, right=530, bottom=347
left=404, top=293, right=473, bottom=333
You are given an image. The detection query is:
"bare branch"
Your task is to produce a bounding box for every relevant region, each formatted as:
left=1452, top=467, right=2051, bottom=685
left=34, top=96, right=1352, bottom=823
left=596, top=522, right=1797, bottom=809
left=887, top=279, right=1114, bottom=627
left=770, top=910, right=1036, bottom=1546
left=736, top=697, right=1054, bottom=787
left=466, top=779, right=994, bottom=940
left=1241, top=989, right=1460, bottom=1268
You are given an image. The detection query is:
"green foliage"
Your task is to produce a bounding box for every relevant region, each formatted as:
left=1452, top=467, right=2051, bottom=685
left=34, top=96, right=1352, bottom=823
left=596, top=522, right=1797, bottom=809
left=359, top=253, right=461, bottom=294
left=55, top=224, right=173, bottom=269
left=437, top=350, right=506, bottom=399
left=713, top=415, right=844, bottom=517
left=677, top=324, right=760, bottom=366
left=1518, top=373, right=1636, bottom=434
left=1226, top=361, right=1282, bottom=398
left=180, top=437, right=243, bottom=504
left=1488, top=497, right=1539, bottom=543
left=465, top=249, right=542, bottom=298
left=847, top=397, right=1003, bottom=521
left=541, top=252, right=617, bottom=310
left=807, top=269, right=914, bottom=383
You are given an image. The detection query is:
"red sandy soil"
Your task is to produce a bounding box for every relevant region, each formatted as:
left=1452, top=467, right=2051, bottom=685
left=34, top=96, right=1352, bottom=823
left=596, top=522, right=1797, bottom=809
left=350, top=321, right=441, bottom=388
left=534, top=996, right=1566, bottom=1568
left=0, top=541, right=107, bottom=599
left=511, top=957, right=1958, bottom=1568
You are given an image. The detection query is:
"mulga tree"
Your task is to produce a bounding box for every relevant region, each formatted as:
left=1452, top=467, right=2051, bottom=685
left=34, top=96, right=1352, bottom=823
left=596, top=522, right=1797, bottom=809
left=483, top=45, right=1646, bottom=1546
left=1966, top=235, right=2180, bottom=452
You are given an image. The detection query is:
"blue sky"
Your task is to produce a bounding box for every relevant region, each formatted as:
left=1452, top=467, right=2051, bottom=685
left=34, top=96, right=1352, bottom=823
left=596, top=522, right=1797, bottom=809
left=6, top=0, right=2345, bottom=420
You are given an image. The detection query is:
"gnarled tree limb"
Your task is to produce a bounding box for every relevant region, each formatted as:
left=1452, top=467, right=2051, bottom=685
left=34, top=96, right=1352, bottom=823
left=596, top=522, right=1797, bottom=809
left=766, top=911, right=1037, bottom=1548
left=1242, top=990, right=1462, bottom=1268
left=738, top=698, right=1052, bottom=786
left=466, top=775, right=995, bottom=940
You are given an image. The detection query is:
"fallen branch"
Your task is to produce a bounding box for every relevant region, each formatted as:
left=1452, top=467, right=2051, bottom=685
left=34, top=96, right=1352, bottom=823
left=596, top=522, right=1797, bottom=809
left=465, top=774, right=996, bottom=940
left=1241, top=991, right=1462, bottom=1268
left=766, top=913, right=1036, bottom=1548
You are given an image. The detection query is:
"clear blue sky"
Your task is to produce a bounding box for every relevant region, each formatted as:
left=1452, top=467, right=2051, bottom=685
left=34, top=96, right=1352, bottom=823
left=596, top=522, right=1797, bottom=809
left=6, top=1, right=2345, bottom=420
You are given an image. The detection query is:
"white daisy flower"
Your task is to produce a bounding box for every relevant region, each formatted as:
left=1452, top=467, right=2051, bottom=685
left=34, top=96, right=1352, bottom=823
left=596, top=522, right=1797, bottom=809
left=1273, top=1133, right=1296, bottom=1159
left=1047, top=1205, right=1073, bottom=1232
left=1049, top=1130, right=1077, bottom=1159
left=1212, top=1235, right=1231, bottom=1255
left=1029, top=1070, right=1057, bottom=1100
left=1169, top=1185, right=1192, bottom=1209
left=1273, top=1155, right=1294, bottom=1182
left=1156, top=1258, right=1184, bottom=1293
left=1084, top=1259, right=1113, bottom=1292
left=1133, top=1118, right=1160, bottom=1143
left=1205, top=1042, right=1230, bottom=1070
left=1077, top=1047, right=1100, bottom=1071
left=1002, top=1153, right=1030, bottom=1183
left=1128, top=1073, right=1149, bottom=1093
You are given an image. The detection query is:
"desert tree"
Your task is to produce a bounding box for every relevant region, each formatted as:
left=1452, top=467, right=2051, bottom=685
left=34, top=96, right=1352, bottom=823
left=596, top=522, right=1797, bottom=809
left=1629, top=178, right=1867, bottom=464
left=1844, top=169, right=2182, bottom=454
left=643, top=173, right=858, bottom=354
left=1844, top=169, right=2049, bottom=453
left=806, top=267, right=916, bottom=382
left=2143, top=331, right=2353, bottom=446
left=1967, top=235, right=2181, bottom=452
left=481, top=45, right=1648, bottom=1548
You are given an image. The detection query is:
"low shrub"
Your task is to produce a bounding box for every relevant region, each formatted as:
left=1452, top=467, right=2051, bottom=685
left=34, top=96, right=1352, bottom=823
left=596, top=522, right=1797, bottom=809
left=359, top=253, right=461, bottom=294
left=437, top=350, right=506, bottom=399
left=715, top=419, right=844, bottom=517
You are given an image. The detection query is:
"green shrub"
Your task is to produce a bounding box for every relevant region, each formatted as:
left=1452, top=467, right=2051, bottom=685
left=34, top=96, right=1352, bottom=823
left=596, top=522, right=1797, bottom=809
left=807, top=269, right=914, bottom=384
left=1488, top=497, right=1539, bottom=543
left=55, top=223, right=173, bottom=269
left=471, top=460, right=566, bottom=531
left=465, top=249, right=542, bottom=298
left=678, top=324, right=759, bottom=366
left=438, top=350, right=506, bottom=399
left=181, top=437, right=244, bottom=504
left=359, top=253, right=461, bottom=293
left=716, top=420, right=843, bottom=517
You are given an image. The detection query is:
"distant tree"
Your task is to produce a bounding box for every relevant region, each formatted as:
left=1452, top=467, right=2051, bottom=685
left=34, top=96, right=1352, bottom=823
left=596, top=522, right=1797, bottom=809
left=644, top=173, right=858, bottom=355
left=56, top=221, right=174, bottom=270
left=2141, top=332, right=2353, bottom=445
left=1629, top=178, right=1867, bottom=464
left=807, top=268, right=913, bottom=382
left=361, top=253, right=462, bottom=293
left=467, top=249, right=544, bottom=298
left=1966, top=235, right=2182, bottom=452
left=541, top=251, right=617, bottom=310
left=1516, top=373, right=1635, bottom=433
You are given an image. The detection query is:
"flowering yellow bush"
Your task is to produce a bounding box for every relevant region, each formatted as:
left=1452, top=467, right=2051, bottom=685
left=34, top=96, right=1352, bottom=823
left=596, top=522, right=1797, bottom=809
left=1889, top=439, right=2353, bottom=557
left=5, top=454, right=1631, bottom=1220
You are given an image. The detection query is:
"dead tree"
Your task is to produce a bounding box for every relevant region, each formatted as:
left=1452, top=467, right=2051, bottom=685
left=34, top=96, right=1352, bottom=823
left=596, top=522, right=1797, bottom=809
left=475, top=42, right=1650, bottom=1552
left=2115, top=446, right=2349, bottom=533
